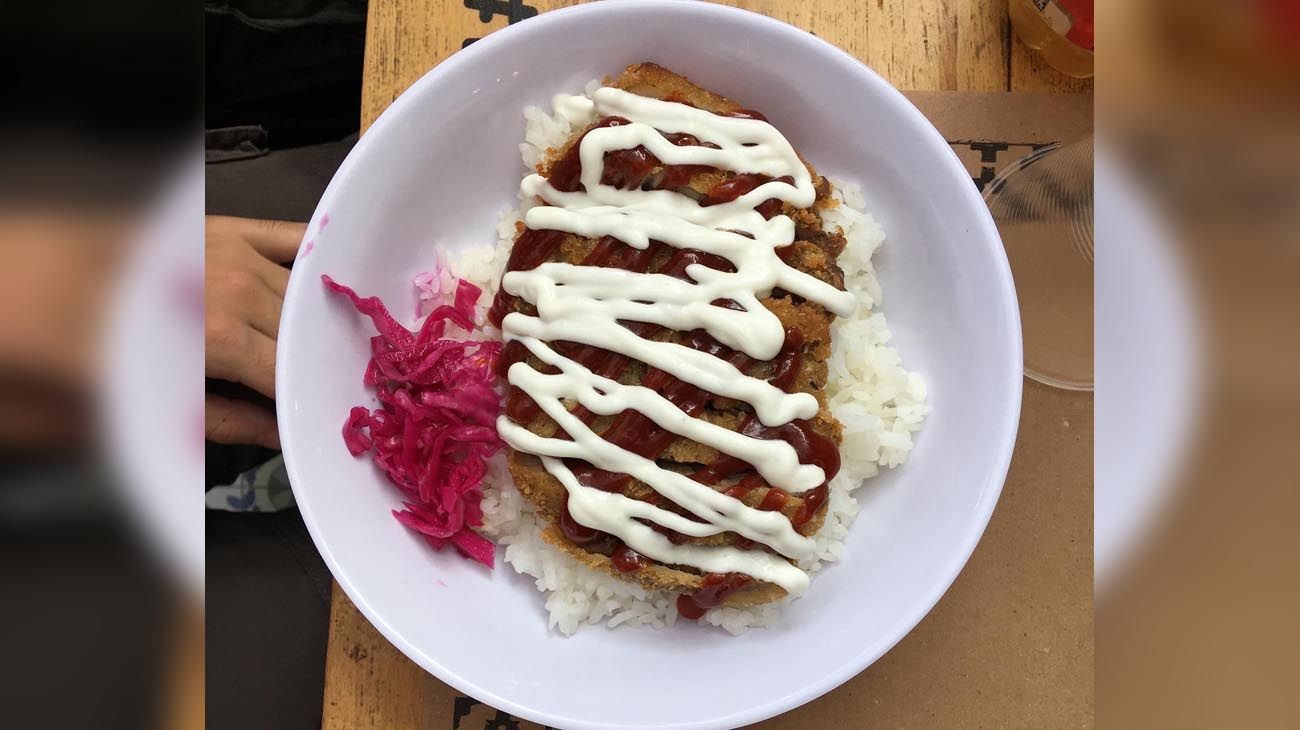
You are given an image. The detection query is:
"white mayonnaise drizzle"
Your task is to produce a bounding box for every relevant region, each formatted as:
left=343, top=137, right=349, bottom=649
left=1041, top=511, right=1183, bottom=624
left=496, top=87, right=853, bottom=595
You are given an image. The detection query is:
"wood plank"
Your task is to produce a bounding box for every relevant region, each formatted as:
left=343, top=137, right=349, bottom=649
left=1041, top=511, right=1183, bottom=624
left=860, top=0, right=1009, bottom=92
left=167, top=603, right=205, bottom=730
left=322, top=583, right=443, bottom=730
left=359, top=1, right=1089, bottom=132
left=360, top=0, right=1019, bottom=130
left=1010, top=32, right=1095, bottom=93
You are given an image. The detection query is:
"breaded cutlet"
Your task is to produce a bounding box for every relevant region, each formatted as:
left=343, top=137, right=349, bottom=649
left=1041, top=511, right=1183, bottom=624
left=496, top=63, right=848, bottom=608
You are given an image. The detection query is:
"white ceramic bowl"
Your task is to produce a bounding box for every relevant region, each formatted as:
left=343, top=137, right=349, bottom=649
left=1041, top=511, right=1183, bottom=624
left=277, top=2, right=1022, bottom=728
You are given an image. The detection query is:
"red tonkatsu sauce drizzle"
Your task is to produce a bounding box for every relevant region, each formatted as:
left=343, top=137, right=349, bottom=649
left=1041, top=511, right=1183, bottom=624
left=493, top=108, right=836, bottom=618
left=707, top=173, right=795, bottom=222
left=548, top=116, right=630, bottom=193
left=651, top=132, right=718, bottom=191
left=690, top=415, right=840, bottom=488
left=488, top=229, right=565, bottom=328
left=676, top=572, right=753, bottom=620
left=559, top=498, right=601, bottom=544
left=759, top=488, right=789, bottom=512
left=550, top=119, right=724, bottom=195
left=724, top=473, right=765, bottom=500
left=790, top=484, right=829, bottom=530
left=769, top=329, right=805, bottom=392
left=611, top=544, right=648, bottom=573
left=708, top=173, right=777, bottom=204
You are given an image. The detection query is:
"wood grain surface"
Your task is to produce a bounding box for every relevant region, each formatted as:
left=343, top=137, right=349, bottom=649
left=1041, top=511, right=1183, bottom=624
left=326, top=2, right=1094, bottom=728
left=360, top=0, right=1091, bottom=129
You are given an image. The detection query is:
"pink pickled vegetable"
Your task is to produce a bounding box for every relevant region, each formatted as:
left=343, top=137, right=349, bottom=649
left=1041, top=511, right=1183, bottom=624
left=324, top=274, right=502, bottom=568
left=413, top=253, right=457, bottom=316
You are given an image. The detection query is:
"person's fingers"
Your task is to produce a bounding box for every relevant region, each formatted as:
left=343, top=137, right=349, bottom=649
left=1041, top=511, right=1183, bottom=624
left=235, top=217, right=308, bottom=263
left=206, top=259, right=284, bottom=339
left=244, top=328, right=279, bottom=398
left=205, top=394, right=280, bottom=449
left=246, top=277, right=284, bottom=340
left=205, top=317, right=278, bottom=398
left=254, top=254, right=291, bottom=298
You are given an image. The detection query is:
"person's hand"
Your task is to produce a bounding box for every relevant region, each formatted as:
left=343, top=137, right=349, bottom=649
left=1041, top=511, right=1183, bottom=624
left=205, top=216, right=305, bottom=448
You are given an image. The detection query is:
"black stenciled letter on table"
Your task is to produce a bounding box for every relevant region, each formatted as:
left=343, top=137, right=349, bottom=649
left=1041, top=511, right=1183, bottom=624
left=462, top=0, right=540, bottom=47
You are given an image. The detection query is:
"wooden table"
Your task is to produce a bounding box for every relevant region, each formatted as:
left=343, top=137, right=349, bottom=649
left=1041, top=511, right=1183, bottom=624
left=326, top=2, right=1093, bottom=728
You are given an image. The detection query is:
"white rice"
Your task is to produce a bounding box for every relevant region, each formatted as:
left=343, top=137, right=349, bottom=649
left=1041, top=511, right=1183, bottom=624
left=447, top=86, right=928, bottom=635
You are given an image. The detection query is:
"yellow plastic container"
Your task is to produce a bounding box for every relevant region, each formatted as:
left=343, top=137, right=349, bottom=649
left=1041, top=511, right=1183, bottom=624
left=1009, top=0, right=1094, bottom=78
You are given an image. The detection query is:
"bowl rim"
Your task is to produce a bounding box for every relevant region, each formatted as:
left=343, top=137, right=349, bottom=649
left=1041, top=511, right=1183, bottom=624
left=277, top=1, right=1024, bottom=727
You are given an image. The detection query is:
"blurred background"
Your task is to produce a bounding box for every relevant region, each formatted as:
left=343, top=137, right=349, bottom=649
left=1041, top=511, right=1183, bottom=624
left=0, top=0, right=1296, bottom=728
left=0, top=0, right=363, bottom=728
left=1096, top=1, right=1300, bottom=728
left=0, top=2, right=199, bottom=729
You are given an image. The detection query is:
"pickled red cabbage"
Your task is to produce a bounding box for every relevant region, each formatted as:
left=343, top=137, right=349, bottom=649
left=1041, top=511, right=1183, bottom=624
left=324, top=274, right=502, bottom=568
